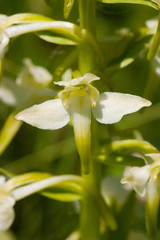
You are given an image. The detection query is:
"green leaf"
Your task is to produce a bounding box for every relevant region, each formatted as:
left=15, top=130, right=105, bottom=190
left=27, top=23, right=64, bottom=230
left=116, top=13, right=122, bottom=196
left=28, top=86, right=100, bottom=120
left=41, top=192, right=81, bottom=202
left=45, top=0, right=55, bottom=6
left=98, top=154, right=145, bottom=166
left=41, top=181, right=82, bottom=202
left=64, top=0, right=75, bottom=19
left=36, top=31, right=76, bottom=45
left=0, top=167, right=15, bottom=177
left=104, top=30, right=151, bottom=71
left=0, top=111, right=22, bottom=155
left=97, top=0, right=160, bottom=10
left=108, top=191, right=136, bottom=240
left=97, top=139, right=158, bottom=166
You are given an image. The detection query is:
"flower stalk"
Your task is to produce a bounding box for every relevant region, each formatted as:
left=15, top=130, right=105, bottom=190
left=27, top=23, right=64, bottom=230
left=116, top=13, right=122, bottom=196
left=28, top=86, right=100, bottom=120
left=78, top=0, right=101, bottom=239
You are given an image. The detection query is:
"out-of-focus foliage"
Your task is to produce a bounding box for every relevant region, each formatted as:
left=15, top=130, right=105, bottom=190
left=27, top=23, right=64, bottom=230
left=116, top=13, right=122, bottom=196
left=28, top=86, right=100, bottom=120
left=1, top=0, right=160, bottom=239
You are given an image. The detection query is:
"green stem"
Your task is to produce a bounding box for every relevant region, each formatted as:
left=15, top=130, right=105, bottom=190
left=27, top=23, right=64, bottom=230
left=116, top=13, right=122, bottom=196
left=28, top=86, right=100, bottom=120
left=147, top=13, right=160, bottom=60
left=78, top=0, right=101, bottom=239
left=143, top=65, right=159, bottom=99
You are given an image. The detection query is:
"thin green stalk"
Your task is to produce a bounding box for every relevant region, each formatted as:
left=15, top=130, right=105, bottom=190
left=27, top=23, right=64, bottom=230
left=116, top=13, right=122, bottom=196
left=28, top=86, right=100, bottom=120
left=147, top=13, right=160, bottom=60
left=78, top=0, right=101, bottom=239
left=143, top=66, right=159, bottom=99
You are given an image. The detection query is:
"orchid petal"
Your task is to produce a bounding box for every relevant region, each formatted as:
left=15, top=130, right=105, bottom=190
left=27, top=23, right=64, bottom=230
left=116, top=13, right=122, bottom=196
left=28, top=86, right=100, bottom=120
left=0, top=204, right=15, bottom=231
left=145, top=153, right=160, bottom=162
left=121, top=165, right=150, bottom=197
left=0, top=78, right=31, bottom=106
left=16, top=58, right=52, bottom=87
left=15, top=99, right=70, bottom=130
left=0, top=32, right=9, bottom=58
left=0, top=15, right=7, bottom=25
left=82, top=73, right=100, bottom=84
left=54, top=73, right=100, bottom=87
left=0, top=176, right=15, bottom=231
left=92, top=92, right=151, bottom=124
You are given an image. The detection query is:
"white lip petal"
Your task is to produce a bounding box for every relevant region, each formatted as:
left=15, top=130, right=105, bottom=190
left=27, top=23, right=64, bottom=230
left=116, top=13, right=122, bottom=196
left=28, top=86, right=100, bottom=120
left=70, top=96, right=91, bottom=174
left=92, top=92, right=151, bottom=124
left=15, top=99, right=70, bottom=130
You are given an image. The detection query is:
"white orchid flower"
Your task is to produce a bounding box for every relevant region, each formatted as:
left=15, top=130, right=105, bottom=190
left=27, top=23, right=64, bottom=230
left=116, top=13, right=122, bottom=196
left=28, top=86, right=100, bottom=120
left=0, top=15, right=9, bottom=58
left=0, top=173, right=82, bottom=231
left=16, top=73, right=151, bottom=173
left=0, top=176, right=15, bottom=231
left=121, top=165, right=150, bottom=197
left=121, top=153, right=160, bottom=197
left=0, top=58, right=55, bottom=107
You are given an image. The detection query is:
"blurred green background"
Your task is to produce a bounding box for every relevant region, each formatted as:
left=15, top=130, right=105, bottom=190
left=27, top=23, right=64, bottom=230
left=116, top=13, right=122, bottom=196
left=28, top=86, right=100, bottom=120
left=0, top=0, right=160, bottom=239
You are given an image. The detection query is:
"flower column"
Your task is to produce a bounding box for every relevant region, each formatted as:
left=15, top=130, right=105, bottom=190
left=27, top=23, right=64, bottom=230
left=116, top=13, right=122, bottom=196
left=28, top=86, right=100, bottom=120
left=78, top=1, right=101, bottom=239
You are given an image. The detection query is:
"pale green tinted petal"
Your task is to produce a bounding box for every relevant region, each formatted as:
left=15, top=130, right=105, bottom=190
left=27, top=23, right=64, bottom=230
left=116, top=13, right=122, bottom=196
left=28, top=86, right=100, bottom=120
left=15, top=99, right=70, bottom=130
left=146, top=19, right=157, bottom=28
left=145, top=154, right=160, bottom=181
left=145, top=153, right=160, bottom=161
left=16, top=58, right=52, bottom=87
left=61, top=68, right=72, bottom=82
left=0, top=207, right=15, bottom=231
left=0, top=194, right=15, bottom=232
left=24, top=58, right=52, bottom=86
left=93, top=92, right=151, bottom=124
left=121, top=166, right=150, bottom=197
left=82, top=73, right=100, bottom=84
left=0, top=78, right=31, bottom=106
left=0, top=15, right=7, bottom=25
left=0, top=32, right=9, bottom=58
left=102, top=176, right=129, bottom=207
left=54, top=73, right=100, bottom=87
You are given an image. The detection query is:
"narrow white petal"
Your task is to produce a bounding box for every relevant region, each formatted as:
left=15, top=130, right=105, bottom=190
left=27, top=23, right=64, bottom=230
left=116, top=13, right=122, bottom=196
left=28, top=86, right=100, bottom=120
left=5, top=21, right=74, bottom=38
left=121, top=166, right=150, bottom=197
left=12, top=175, right=81, bottom=200
left=93, top=92, right=151, bottom=124
left=15, top=99, right=70, bottom=130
